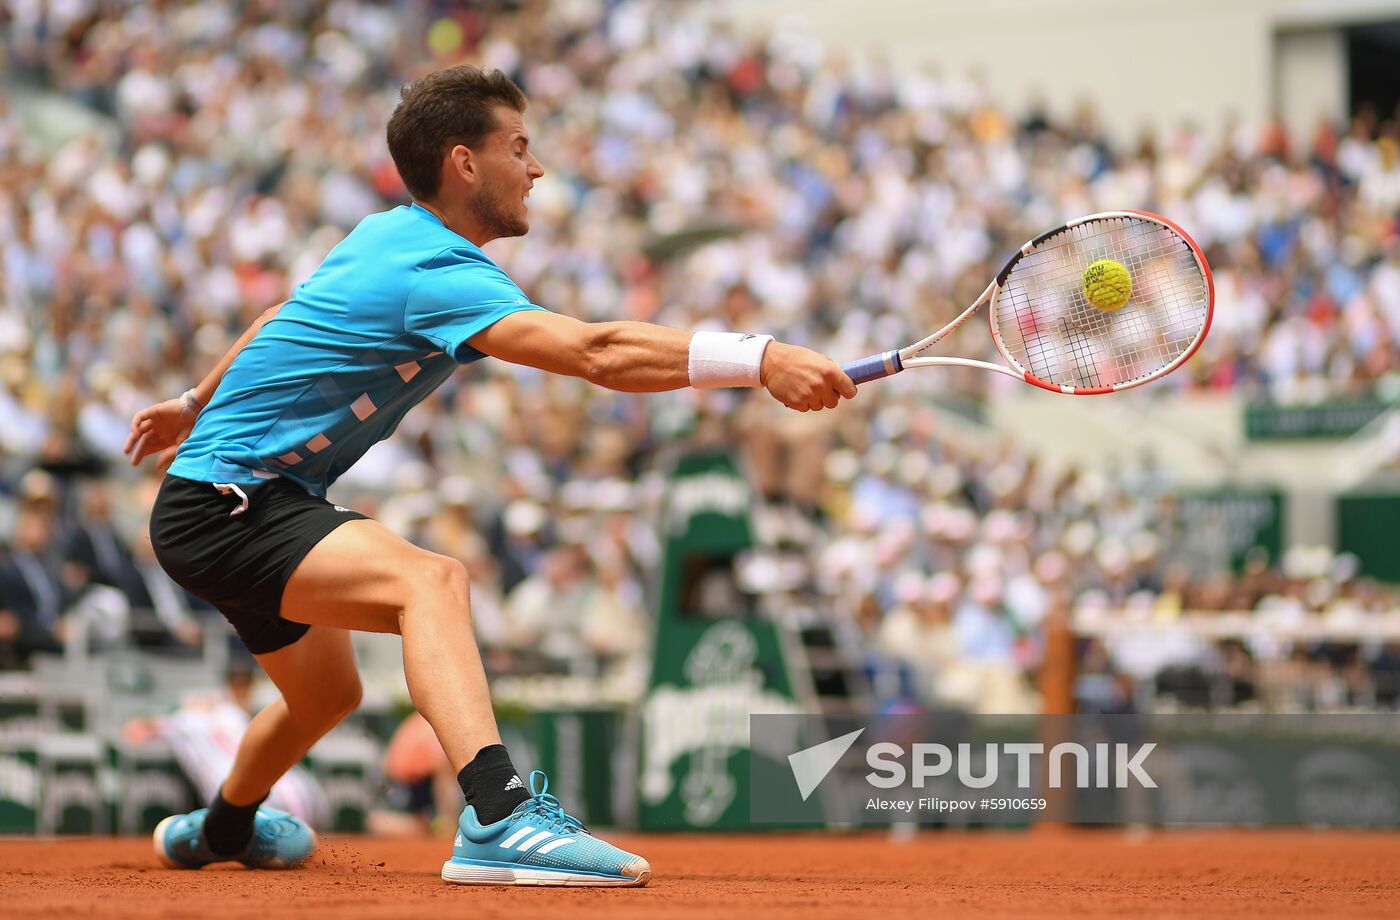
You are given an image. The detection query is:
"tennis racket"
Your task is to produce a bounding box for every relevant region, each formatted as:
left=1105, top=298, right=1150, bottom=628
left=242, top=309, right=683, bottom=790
left=841, top=210, right=1213, bottom=394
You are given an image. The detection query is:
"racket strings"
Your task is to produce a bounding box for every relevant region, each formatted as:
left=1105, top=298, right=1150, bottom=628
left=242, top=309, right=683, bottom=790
left=996, top=217, right=1208, bottom=389
left=1022, top=228, right=1192, bottom=385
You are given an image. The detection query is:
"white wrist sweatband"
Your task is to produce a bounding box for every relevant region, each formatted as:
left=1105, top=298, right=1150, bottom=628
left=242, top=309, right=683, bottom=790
left=179, top=388, right=202, bottom=417
left=687, top=332, right=773, bottom=388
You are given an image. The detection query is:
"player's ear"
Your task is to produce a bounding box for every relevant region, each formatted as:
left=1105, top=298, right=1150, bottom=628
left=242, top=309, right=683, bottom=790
left=447, top=143, right=475, bottom=185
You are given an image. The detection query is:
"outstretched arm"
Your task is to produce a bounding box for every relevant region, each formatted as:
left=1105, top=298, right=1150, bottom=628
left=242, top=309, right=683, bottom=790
left=467, top=311, right=856, bottom=412
left=124, top=302, right=284, bottom=467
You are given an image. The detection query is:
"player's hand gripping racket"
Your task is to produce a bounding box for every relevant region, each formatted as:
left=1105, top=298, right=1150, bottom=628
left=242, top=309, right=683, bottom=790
left=842, top=210, right=1213, bottom=394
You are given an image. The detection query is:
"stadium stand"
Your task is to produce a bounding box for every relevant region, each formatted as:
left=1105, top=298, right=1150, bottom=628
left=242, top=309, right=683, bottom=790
left=1, top=0, right=1398, bottom=726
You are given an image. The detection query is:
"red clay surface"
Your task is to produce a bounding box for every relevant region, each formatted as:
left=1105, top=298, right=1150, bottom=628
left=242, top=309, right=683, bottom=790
left=1, top=830, right=1397, bottom=919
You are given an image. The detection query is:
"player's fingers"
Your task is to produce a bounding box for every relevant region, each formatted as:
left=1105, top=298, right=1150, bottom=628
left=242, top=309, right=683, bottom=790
left=823, top=389, right=840, bottom=410
left=124, top=414, right=149, bottom=453
left=835, top=371, right=856, bottom=399
left=136, top=438, right=163, bottom=465
left=156, top=446, right=179, bottom=474
left=129, top=432, right=151, bottom=466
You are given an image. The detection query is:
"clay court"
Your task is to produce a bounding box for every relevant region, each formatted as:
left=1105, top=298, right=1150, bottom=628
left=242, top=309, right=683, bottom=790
left=2, top=830, right=1397, bottom=919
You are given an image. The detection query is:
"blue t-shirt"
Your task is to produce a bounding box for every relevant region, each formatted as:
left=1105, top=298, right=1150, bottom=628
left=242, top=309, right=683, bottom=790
left=169, top=203, right=544, bottom=496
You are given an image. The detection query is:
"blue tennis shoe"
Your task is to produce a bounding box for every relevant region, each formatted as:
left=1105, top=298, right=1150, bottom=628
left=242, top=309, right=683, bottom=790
left=153, top=806, right=317, bottom=869
left=442, top=771, right=650, bottom=887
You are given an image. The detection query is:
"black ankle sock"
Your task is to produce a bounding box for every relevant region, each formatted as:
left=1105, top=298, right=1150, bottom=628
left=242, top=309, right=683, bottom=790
left=204, top=789, right=265, bottom=856
left=457, top=744, right=530, bottom=824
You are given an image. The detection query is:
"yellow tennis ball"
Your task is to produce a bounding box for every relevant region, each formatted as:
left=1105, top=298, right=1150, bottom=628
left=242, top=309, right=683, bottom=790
left=427, top=17, right=464, bottom=55
left=1082, top=258, right=1133, bottom=311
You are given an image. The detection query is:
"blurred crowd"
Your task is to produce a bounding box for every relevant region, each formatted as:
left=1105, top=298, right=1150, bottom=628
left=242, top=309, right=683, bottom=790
left=1, top=0, right=1399, bottom=710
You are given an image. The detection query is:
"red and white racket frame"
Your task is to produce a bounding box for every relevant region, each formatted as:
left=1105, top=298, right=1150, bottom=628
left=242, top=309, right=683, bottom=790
left=840, top=210, right=1215, bottom=395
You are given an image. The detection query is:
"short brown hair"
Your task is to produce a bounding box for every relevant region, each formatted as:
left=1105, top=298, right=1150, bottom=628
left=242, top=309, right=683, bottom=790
left=386, top=66, right=528, bottom=200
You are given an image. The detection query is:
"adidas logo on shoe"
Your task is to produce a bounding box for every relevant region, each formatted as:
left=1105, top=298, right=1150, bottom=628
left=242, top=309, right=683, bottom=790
left=504, top=775, right=523, bottom=792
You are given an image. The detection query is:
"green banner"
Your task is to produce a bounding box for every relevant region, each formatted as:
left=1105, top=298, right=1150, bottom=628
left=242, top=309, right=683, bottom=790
left=1245, top=402, right=1390, bottom=440
left=112, top=740, right=192, bottom=834
left=0, top=745, right=39, bottom=834
left=1337, top=493, right=1400, bottom=583
left=1174, top=490, right=1284, bottom=571
left=307, top=735, right=380, bottom=833
left=531, top=707, right=620, bottom=826
left=637, top=451, right=804, bottom=830
left=37, top=735, right=106, bottom=834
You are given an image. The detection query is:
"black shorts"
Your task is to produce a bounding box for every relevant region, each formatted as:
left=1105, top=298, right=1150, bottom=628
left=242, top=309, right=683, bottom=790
left=150, top=475, right=367, bottom=654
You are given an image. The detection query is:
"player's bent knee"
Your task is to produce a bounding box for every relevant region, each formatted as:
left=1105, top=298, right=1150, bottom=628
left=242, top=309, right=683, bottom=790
left=334, top=679, right=364, bottom=720
left=396, top=554, right=473, bottom=632
left=295, top=677, right=362, bottom=731
left=409, top=553, right=470, bottom=602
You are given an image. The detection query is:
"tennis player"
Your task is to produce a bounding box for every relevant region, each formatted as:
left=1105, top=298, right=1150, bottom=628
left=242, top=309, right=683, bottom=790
left=126, top=65, right=855, bottom=887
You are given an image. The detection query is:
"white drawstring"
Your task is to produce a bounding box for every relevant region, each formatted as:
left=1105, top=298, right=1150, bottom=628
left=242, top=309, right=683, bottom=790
left=213, top=482, right=250, bottom=517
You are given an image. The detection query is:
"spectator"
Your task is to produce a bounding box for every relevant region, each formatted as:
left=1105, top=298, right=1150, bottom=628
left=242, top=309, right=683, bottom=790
left=0, top=472, right=74, bottom=666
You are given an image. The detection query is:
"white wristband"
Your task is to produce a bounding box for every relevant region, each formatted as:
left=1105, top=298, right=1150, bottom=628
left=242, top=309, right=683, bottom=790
left=687, top=332, right=773, bottom=389
left=179, top=388, right=202, bottom=416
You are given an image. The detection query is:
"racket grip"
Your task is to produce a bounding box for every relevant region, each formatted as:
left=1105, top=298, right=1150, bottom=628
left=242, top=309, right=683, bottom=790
left=841, top=351, right=904, bottom=384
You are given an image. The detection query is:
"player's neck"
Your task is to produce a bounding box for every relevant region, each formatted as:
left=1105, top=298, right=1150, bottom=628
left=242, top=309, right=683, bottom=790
left=414, top=198, right=497, bottom=248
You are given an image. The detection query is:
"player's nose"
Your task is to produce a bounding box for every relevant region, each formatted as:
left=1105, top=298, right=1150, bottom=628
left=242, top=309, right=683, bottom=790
left=528, top=153, right=544, bottom=179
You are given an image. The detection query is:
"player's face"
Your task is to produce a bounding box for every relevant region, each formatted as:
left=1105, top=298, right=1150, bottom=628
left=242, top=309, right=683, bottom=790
left=469, top=106, right=544, bottom=240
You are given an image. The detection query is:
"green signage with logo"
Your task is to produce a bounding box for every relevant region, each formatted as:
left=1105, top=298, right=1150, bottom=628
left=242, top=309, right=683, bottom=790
left=1174, top=490, right=1284, bottom=571
left=637, top=451, right=805, bottom=830
left=1245, top=402, right=1390, bottom=440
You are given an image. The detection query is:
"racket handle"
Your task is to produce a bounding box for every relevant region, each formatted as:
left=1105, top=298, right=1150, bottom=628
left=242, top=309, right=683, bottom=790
left=841, top=351, right=904, bottom=384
